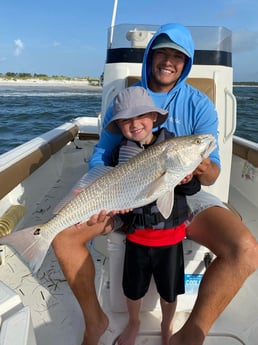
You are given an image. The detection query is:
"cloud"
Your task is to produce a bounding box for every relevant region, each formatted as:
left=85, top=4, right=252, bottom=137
left=233, top=29, right=258, bottom=53
left=14, top=39, right=24, bottom=56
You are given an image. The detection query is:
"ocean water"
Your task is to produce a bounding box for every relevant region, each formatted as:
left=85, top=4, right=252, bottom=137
left=0, top=85, right=257, bottom=155
left=233, top=86, right=258, bottom=143
left=0, top=85, right=102, bottom=155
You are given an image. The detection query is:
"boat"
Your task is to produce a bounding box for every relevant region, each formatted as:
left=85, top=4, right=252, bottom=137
left=0, top=6, right=258, bottom=345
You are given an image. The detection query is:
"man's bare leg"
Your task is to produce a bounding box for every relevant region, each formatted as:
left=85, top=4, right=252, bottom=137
left=169, top=206, right=258, bottom=345
left=52, top=212, right=114, bottom=345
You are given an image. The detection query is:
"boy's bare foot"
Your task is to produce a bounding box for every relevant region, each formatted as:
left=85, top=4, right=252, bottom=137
left=117, top=320, right=140, bottom=345
left=161, top=321, right=173, bottom=345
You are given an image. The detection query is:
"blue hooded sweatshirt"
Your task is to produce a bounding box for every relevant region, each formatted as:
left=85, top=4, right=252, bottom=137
left=89, top=22, right=220, bottom=168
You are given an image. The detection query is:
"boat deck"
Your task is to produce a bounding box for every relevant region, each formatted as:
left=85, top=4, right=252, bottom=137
left=0, top=138, right=257, bottom=345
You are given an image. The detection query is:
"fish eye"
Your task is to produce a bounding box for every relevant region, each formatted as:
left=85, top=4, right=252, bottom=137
left=195, top=138, right=202, bottom=144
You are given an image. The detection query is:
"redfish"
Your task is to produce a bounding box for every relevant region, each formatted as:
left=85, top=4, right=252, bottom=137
left=0, top=134, right=216, bottom=273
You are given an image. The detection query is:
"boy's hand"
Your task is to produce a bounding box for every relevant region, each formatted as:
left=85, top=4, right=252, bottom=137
left=179, top=173, right=193, bottom=185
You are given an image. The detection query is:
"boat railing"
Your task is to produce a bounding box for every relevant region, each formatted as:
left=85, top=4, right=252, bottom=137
left=0, top=123, right=78, bottom=201
left=233, top=136, right=258, bottom=168
left=231, top=136, right=258, bottom=207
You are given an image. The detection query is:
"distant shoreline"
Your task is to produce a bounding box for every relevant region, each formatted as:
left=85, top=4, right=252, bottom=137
left=233, top=84, right=258, bottom=87
left=1, top=77, right=257, bottom=89
left=0, top=78, right=102, bottom=90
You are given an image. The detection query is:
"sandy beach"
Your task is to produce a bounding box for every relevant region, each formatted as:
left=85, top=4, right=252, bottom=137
left=0, top=78, right=102, bottom=90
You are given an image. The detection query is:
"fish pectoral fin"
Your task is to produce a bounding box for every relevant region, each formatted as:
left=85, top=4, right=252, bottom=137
left=156, top=190, right=174, bottom=219
left=138, top=172, right=175, bottom=219
left=137, top=173, right=175, bottom=217
left=146, top=171, right=176, bottom=196
left=137, top=174, right=168, bottom=202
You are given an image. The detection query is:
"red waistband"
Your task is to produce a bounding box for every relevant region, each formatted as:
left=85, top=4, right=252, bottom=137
left=126, top=222, right=186, bottom=247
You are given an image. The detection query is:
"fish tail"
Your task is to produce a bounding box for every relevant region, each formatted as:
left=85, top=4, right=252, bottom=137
left=0, top=226, right=50, bottom=274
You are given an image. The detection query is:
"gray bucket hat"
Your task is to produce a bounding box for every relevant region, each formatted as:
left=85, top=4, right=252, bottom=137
left=151, top=34, right=190, bottom=57
left=105, top=86, right=168, bottom=134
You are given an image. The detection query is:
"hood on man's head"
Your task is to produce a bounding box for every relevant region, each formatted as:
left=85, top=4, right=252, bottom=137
left=105, top=86, right=168, bottom=134
left=151, top=34, right=190, bottom=57
left=140, top=23, right=194, bottom=89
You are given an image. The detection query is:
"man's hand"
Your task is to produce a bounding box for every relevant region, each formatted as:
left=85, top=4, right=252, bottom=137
left=84, top=210, right=114, bottom=235
left=193, top=158, right=220, bottom=185
left=86, top=209, right=132, bottom=235
left=193, top=158, right=210, bottom=176
left=87, top=210, right=110, bottom=225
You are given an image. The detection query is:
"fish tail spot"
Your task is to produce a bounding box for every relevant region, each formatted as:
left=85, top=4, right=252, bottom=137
left=34, top=228, right=41, bottom=235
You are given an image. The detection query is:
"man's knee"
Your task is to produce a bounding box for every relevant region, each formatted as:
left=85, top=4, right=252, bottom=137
left=52, top=227, right=76, bottom=253
left=187, top=207, right=252, bottom=255
left=238, top=235, right=258, bottom=273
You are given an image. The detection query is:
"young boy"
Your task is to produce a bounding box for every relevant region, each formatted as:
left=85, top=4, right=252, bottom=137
left=105, top=86, right=201, bottom=345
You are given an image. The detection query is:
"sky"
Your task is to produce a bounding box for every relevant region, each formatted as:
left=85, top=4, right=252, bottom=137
left=1, top=0, right=258, bottom=81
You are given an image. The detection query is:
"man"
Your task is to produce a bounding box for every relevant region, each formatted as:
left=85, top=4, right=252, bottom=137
left=52, top=23, right=258, bottom=345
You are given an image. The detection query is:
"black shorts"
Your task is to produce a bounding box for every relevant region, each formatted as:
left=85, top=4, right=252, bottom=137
left=122, top=239, right=185, bottom=303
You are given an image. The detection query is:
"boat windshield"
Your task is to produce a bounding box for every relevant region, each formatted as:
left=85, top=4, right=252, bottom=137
left=108, top=23, right=232, bottom=53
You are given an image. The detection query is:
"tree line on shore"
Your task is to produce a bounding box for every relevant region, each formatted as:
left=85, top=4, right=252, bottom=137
left=0, top=72, right=100, bottom=84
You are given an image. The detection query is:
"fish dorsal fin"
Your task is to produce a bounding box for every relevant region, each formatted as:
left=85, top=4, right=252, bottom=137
left=118, top=145, right=143, bottom=164
left=156, top=190, right=174, bottom=219
left=84, top=165, right=113, bottom=183
left=53, top=165, right=113, bottom=214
